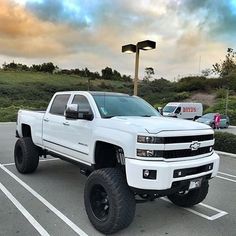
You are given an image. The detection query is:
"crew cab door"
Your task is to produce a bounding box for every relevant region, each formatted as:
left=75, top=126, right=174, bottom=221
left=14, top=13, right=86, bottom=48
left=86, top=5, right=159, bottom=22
left=43, top=93, right=94, bottom=165
left=62, top=94, right=94, bottom=164
left=42, top=94, right=71, bottom=154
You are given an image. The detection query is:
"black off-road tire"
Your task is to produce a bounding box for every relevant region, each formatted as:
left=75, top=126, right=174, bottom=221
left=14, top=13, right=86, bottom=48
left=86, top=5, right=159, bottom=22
left=84, top=168, right=136, bottom=234
left=167, top=181, right=209, bottom=207
left=14, top=137, right=39, bottom=173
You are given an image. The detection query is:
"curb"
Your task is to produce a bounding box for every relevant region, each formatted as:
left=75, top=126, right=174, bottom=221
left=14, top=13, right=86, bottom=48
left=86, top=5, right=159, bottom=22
left=229, top=125, right=236, bottom=128
left=0, top=122, right=15, bottom=125
left=216, top=151, right=236, bottom=158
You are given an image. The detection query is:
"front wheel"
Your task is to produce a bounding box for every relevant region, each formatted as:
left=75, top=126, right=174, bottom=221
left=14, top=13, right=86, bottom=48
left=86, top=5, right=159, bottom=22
left=84, top=168, right=136, bottom=234
left=167, top=181, right=209, bottom=207
left=14, top=137, right=39, bottom=173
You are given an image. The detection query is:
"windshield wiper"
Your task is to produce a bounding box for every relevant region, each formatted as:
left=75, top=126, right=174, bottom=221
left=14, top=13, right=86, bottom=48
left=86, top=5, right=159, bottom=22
left=141, top=115, right=152, bottom=117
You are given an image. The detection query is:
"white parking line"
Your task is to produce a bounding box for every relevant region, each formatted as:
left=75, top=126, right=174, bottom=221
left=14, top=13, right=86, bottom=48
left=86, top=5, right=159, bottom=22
left=0, top=164, right=88, bottom=236
left=216, top=175, right=236, bottom=183
left=0, top=182, right=50, bottom=236
left=216, top=171, right=236, bottom=183
left=161, top=197, right=228, bottom=220
left=3, top=158, right=59, bottom=166
left=218, top=171, right=236, bottom=178
left=216, top=151, right=236, bottom=158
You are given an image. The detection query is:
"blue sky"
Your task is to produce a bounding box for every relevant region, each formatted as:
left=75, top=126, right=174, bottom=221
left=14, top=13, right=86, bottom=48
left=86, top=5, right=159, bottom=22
left=0, top=0, right=236, bottom=79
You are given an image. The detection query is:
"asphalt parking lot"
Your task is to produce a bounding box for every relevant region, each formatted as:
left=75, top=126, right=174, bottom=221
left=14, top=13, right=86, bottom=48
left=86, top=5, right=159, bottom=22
left=218, top=126, right=236, bottom=135
left=0, top=123, right=236, bottom=236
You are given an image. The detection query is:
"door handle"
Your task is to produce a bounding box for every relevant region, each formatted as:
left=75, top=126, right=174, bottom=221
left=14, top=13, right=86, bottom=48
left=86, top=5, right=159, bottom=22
left=43, top=118, right=49, bottom=122
left=63, top=122, right=70, bottom=126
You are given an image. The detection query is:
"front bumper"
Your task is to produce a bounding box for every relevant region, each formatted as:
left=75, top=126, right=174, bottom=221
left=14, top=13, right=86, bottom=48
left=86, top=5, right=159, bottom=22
left=125, top=152, right=219, bottom=190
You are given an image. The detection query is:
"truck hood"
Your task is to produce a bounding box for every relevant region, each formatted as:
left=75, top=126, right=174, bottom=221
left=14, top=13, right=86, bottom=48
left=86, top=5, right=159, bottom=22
left=106, top=116, right=211, bottom=134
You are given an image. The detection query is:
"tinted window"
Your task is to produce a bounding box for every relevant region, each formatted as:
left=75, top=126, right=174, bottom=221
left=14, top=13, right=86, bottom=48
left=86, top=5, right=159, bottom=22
left=72, top=95, right=92, bottom=113
left=175, top=107, right=181, bottom=114
left=92, top=95, right=160, bottom=118
left=50, top=94, right=70, bottom=115
left=163, top=106, right=177, bottom=113
left=202, top=113, right=214, bottom=119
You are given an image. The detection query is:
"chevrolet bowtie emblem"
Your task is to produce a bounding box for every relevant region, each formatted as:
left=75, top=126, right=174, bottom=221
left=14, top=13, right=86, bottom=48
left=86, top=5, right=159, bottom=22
left=190, top=141, right=200, bottom=151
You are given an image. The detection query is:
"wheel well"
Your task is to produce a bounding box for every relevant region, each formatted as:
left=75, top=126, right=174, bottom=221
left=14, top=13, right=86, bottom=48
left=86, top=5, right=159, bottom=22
left=22, top=124, right=31, bottom=138
left=94, top=141, right=125, bottom=169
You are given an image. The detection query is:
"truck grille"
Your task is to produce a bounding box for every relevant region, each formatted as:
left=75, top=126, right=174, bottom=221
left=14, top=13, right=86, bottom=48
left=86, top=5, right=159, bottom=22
left=163, top=134, right=213, bottom=144
left=154, top=146, right=212, bottom=159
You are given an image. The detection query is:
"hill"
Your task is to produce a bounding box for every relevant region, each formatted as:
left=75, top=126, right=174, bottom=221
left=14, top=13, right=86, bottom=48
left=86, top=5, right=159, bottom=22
left=0, top=70, right=236, bottom=124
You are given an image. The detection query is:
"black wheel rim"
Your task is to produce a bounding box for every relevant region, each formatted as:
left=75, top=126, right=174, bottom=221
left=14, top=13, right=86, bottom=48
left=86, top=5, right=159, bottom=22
left=90, top=184, right=109, bottom=221
left=176, top=190, right=189, bottom=196
left=16, top=146, right=23, bottom=165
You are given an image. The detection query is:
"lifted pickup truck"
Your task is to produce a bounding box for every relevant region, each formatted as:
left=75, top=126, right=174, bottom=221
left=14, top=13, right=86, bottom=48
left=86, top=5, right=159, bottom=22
left=15, top=91, right=219, bottom=234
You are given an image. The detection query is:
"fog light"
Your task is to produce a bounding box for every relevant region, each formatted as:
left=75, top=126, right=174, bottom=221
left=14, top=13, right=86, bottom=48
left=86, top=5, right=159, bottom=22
left=143, top=169, right=157, bottom=179
left=143, top=169, right=150, bottom=177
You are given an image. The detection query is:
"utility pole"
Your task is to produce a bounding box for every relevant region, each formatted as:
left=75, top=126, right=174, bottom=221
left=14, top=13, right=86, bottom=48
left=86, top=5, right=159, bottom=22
left=225, top=88, right=229, bottom=115
left=198, top=55, right=201, bottom=74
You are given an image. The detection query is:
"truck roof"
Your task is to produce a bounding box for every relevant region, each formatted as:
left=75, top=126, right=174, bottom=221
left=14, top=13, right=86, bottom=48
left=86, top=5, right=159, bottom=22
left=89, top=91, right=130, bottom=96
left=55, top=91, right=130, bottom=96
left=166, top=102, right=202, bottom=105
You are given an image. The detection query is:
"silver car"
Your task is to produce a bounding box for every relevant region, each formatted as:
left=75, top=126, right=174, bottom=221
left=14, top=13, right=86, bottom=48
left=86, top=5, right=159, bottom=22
left=196, top=113, right=230, bottom=129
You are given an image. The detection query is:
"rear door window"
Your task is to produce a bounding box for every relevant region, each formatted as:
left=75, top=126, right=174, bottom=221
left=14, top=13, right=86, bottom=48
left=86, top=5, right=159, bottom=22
left=50, top=94, right=70, bottom=116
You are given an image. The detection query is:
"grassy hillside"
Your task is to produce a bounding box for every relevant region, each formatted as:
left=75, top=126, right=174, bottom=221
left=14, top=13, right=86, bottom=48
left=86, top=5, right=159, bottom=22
left=0, top=70, right=236, bottom=124
left=0, top=71, right=133, bottom=121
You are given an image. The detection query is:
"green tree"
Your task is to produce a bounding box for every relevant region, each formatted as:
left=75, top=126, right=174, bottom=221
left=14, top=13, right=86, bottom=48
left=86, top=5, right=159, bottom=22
left=101, top=67, right=113, bottom=80
left=201, top=68, right=212, bottom=77
left=144, top=67, right=155, bottom=80
left=40, top=62, right=56, bottom=73
left=213, top=48, right=236, bottom=77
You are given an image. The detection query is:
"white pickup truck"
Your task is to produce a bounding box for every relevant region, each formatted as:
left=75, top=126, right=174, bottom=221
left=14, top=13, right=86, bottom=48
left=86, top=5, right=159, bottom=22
left=15, top=91, right=219, bottom=234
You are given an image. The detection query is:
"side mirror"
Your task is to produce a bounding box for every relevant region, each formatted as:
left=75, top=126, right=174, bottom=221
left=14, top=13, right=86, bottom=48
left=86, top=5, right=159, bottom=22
left=65, top=104, right=94, bottom=121
left=65, top=104, right=79, bottom=119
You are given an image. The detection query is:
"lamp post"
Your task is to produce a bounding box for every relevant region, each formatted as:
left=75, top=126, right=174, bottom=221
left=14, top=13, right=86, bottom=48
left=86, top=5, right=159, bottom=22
left=122, top=40, right=156, bottom=96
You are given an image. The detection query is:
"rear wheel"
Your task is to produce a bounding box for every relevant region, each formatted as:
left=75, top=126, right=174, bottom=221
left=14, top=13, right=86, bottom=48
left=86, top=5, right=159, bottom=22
left=167, top=181, right=209, bottom=207
left=84, top=168, right=136, bottom=234
left=14, top=137, right=39, bottom=173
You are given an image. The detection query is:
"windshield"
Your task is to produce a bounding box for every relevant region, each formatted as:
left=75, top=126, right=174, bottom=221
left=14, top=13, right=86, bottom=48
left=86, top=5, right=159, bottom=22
left=201, top=113, right=214, bottom=119
left=92, top=94, right=160, bottom=118
left=163, top=105, right=177, bottom=113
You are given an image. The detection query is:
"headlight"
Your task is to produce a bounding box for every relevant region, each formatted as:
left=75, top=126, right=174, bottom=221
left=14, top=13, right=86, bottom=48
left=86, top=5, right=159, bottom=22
left=137, top=135, right=163, bottom=144
left=137, top=149, right=162, bottom=157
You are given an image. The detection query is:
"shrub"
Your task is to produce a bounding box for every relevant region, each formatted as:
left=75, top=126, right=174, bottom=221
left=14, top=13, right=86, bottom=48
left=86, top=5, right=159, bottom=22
left=214, top=132, right=236, bottom=154
left=215, top=88, right=227, bottom=99
left=174, top=92, right=190, bottom=101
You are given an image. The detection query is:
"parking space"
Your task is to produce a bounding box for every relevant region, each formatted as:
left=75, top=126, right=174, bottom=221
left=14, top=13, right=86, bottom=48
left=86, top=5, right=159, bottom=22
left=0, top=123, right=236, bottom=236
left=218, top=125, right=236, bottom=135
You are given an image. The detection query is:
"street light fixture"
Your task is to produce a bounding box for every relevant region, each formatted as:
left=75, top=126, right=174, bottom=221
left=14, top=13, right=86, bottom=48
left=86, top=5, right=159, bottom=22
left=122, top=40, right=156, bottom=95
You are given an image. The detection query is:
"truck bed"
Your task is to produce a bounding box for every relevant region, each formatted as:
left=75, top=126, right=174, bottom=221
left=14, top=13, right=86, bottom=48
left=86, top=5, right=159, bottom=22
left=17, top=109, right=45, bottom=147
